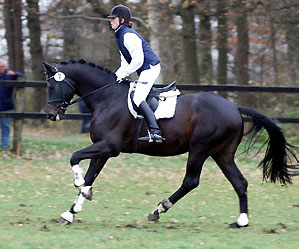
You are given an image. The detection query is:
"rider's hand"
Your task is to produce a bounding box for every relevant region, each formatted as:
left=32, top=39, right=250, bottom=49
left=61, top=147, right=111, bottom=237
left=115, top=71, right=126, bottom=83
left=116, top=78, right=123, bottom=83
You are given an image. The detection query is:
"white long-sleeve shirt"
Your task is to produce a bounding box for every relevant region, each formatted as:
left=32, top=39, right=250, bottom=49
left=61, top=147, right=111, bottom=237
left=115, top=32, right=144, bottom=79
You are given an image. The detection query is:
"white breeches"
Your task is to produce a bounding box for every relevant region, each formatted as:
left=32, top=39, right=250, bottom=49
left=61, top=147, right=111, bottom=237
left=133, top=63, right=161, bottom=107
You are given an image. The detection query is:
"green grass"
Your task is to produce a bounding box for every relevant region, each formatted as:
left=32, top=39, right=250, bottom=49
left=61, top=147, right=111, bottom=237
left=0, top=128, right=298, bottom=249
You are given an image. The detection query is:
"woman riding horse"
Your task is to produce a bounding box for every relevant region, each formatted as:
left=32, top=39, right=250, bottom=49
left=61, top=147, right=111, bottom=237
left=44, top=59, right=298, bottom=227
left=108, top=4, right=163, bottom=143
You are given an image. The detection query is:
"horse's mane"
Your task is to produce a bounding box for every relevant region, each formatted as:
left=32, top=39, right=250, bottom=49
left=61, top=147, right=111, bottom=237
left=59, top=59, right=116, bottom=78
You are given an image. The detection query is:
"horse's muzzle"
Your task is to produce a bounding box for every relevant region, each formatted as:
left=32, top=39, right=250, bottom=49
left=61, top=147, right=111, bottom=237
left=47, top=106, right=65, bottom=121
left=47, top=112, right=57, bottom=121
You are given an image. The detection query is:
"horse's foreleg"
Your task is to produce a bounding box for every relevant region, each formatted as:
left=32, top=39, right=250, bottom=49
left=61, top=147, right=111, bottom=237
left=60, top=185, right=93, bottom=224
left=72, top=164, right=85, bottom=187
left=148, top=154, right=207, bottom=221
left=60, top=155, right=109, bottom=225
left=70, top=141, right=114, bottom=188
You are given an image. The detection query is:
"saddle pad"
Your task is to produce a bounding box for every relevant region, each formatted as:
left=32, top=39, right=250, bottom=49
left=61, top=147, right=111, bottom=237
left=127, top=82, right=180, bottom=119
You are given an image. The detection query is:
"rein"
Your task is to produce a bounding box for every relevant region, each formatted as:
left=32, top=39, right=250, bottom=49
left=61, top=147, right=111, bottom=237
left=69, top=81, right=117, bottom=106
left=71, top=79, right=144, bottom=106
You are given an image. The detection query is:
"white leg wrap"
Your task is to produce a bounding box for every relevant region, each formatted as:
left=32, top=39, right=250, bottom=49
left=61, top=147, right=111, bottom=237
left=73, top=194, right=86, bottom=213
left=237, top=213, right=249, bottom=227
left=153, top=199, right=173, bottom=214
left=61, top=211, right=74, bottom=223
left=72, top=164, right=85, bottom=187
left=157, top=203, right=166, bottom=214
left=80, top=186, right=93, bottom=200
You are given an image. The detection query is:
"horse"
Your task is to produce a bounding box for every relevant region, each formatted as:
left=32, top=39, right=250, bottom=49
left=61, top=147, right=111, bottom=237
left=43, top=59, right=298, bottom=228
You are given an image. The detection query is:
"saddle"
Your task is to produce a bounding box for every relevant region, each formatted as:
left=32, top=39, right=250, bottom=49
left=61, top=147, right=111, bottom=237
left=128, top=81, right=180, bottom=152
left=130, top=81, right=177, bottom=115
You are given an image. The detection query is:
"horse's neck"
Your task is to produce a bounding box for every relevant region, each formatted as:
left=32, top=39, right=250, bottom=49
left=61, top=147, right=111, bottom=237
left=74, top=71, right=128, bottom=113
left=66, top=65, right=113, bottom=94
left=63, top=64, right=129, bottom=112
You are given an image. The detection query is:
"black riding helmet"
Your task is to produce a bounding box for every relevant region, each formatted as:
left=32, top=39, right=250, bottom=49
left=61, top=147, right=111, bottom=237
left=108, top=4, right=132, bottom=22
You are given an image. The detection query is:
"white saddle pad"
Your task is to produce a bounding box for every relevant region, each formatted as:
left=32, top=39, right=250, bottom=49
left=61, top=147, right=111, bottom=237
left=127, top=82, right=180, bottom=119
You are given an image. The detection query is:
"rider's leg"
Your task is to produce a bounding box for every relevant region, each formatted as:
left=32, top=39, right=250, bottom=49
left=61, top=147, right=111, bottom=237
left=139, top=101, right=163, bottom=142
left=133, top=64, right=163, bottom=142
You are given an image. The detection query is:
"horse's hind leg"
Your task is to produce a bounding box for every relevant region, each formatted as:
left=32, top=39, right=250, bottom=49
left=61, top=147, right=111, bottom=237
left=148, top=152, right=208, bottom=221
left=212, top=149, right=249, bottom=228
left=60, top=157, right=107, bottom=225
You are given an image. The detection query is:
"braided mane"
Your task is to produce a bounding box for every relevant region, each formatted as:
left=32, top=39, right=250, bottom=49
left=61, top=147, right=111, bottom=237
left=59, top=59, right=115, bottom=77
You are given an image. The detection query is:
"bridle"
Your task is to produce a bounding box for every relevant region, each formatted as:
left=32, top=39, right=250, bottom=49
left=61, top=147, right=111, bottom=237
left=46, top=64, right=118, bottom=110
left=46, top=64, right=76, bottom=111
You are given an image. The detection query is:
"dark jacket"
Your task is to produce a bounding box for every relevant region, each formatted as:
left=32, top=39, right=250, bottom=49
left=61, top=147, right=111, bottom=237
left=114, top=25, right=160, bottom=76
left=0, top=70, right=23, bottom=111
left=78, top=101, right=90, bottom=114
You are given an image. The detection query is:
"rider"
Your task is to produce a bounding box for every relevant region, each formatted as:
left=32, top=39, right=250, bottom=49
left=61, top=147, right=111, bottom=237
left=108, top=4, right=163, bottom=143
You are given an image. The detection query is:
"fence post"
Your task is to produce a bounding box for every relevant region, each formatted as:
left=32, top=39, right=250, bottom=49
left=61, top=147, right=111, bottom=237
left=12, top=86, right=25, bottom=155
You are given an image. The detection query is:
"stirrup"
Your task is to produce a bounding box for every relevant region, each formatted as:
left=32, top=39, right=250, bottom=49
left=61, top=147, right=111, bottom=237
left=138, top=130, right=164, bottom=143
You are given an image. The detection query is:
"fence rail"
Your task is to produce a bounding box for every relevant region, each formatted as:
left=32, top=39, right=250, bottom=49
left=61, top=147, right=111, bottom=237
left=0, top=112, right=298, bottom=124
left=1, top=80, right=299, bottom=122
left=1, top=80, right=299, bottom=93
left=1, top=80, right=298, bottom=154
left=1, top=80, right=298, bottom=123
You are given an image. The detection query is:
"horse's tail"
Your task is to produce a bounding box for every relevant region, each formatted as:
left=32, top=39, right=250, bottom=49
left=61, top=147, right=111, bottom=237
left=237, top=106, right=299, bottom=185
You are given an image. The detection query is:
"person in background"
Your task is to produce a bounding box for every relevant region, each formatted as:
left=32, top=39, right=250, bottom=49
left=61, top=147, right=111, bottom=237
left=108, top=4, right=164, bottom=143
left=78, top=101, right=90, bottom=134
left=0, top=60, right=23, bottom=149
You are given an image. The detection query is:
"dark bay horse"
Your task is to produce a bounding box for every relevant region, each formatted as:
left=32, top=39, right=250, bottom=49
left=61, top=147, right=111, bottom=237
left=43, top=59, right=298, bottom=227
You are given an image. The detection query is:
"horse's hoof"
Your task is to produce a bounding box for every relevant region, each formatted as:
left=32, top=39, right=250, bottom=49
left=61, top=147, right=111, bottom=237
left=228, top=222, right=249, bottom=229
left=59, top=217, right=71, bottom=226
left=60, top=211, right=74, bottom=225
left=147, top=210, right=160, bottom=221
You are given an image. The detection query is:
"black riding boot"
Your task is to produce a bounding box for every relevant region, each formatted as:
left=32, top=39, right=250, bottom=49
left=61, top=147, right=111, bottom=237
left=138, top=101, right=164, bottom=143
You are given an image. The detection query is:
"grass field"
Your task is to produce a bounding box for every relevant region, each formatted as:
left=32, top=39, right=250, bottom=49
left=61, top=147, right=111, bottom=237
left=0, top=127, right=298, bottom=249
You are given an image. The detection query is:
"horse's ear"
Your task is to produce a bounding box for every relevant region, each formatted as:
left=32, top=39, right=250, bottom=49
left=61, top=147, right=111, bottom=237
left=43, top=62, right=55, bottom=74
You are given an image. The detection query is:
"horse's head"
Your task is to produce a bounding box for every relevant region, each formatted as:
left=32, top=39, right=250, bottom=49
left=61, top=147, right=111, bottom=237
left=43, top=62, right=76, bottom=121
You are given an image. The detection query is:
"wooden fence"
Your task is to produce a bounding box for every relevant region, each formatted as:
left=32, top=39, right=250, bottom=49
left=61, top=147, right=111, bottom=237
left=0, top=80, right=298, bottom=154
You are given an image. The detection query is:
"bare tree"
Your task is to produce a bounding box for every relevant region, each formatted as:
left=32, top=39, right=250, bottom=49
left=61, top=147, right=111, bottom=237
left=216, top=0, right=228, bottom=90
left=4, top=0, right=25, bottom=154
left=235, top=0, right=249, bottom=86
left=26, top=0, right=46, bottom=113
left=62, top=1, right=81, bottom=59
left=199, top=1, right=213, bottom=83
left=147, top=0, right=163, bottom=83
left=234, top=0, right=253, bottom=106
left=178, top=0, right=200, bottom=84
left=4, top=0, right=24, bottom=71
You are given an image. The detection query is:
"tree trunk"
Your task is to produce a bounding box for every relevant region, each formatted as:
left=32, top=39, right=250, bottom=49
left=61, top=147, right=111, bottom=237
left=4, top=0, right=25, bottom=155
left=147, top=0, right=163, bottom=83
left=62, top=1, right=80, bottom=59
left=26, top=0, right=46, bottom=114
left=91, top=0, right=119, bottom=70
left=235, top=0, right=249, bottom=85
left=179, top=2, right=200, bottom=84
left=269, top=20, right=279, bottom=85
left=286, top=25, right=299, bottom=85
left=199, top=12, right=213, bottom=83
left=235, top=0, right=251, bottom=106
left=216, top=0, right=228, bottom=96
